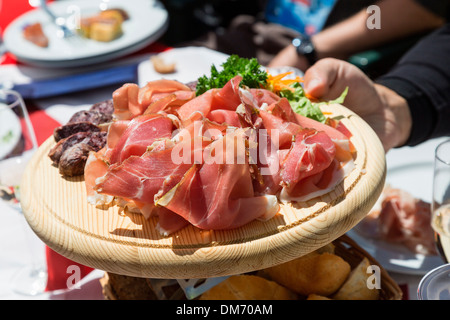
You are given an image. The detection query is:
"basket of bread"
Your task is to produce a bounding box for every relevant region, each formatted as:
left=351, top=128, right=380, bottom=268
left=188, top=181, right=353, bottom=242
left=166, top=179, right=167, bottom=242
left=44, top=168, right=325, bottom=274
left=99, top=234, right=403, bottom=300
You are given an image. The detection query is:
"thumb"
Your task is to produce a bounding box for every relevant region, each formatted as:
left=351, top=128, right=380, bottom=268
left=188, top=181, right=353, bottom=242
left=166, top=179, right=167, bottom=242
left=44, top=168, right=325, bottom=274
left=303, top=58, right=345, bottom=100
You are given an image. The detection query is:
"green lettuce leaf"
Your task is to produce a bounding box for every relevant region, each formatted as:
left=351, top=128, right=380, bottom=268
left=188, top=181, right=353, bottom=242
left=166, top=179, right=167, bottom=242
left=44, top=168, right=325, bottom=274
left=279, top=82, right=326, bottom=123
left=279, top=83, right=349, bottom=123
left=314, top=86, right=349, bottom=107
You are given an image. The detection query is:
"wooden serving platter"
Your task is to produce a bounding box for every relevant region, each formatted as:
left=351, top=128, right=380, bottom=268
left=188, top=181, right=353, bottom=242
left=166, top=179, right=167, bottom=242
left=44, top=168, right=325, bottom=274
left=21, top=104, right=386, bottom=279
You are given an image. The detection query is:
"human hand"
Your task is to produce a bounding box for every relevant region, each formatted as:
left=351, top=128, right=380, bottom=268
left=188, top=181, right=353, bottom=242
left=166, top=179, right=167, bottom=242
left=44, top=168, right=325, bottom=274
left=303, top=58, right=412, bottom=152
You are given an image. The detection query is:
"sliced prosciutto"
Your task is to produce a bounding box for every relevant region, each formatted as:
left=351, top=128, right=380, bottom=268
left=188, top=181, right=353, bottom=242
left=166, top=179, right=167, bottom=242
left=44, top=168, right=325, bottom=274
left=279, top=158, right=355, bottom=202
left=176, top=75, right=244, bottom=122
left=108, top=114, right=174, bottom=165
left=112, top=80, right=194, bottom=120
left=356, top=187, right=437, bottom=255
left=155, top=206, right=189, bottom=237
left=84, top=148, right=114, bottom=206
left=112, top=83, right=140, bottom=120
left=256, top=96, right=352, bottom=201
left=138, top=79, right=194, bottom=108
left=95, top=137, right=211, bottom=218
left=280, top=129, right=336, bottom=191
left=157, top=130, right=279, bottom=230
left=86, top=74, right=356, bottom=235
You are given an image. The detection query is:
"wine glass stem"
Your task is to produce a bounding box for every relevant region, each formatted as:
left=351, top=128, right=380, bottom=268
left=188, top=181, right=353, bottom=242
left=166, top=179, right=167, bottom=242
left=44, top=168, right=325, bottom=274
left=20, top=212, right=46, bottom=270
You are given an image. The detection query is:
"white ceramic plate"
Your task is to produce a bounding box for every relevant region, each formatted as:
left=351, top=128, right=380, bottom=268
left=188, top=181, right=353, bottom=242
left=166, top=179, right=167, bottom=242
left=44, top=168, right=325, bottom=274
left=138, top=47, right=230, bottom=86
left=0, top=107, right=21, bottom=160
left=4, top=0, right=168, bottom=68
left=347, top=229, right=444, bottom=275
left=138, top=47, right=305, bottom=87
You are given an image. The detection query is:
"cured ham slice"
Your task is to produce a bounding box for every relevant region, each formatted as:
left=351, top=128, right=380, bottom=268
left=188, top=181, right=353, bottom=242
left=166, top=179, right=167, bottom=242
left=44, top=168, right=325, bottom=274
left=157, top=165, right=279, bottom=230
left=108, top=114, right=174, bottom=164
left=112, top=80, right=194, bottom=120
left=280, top=129, right=336, bottom=189
left=157, top=130, right=279, bottom=230
left=177, top=75, right=248, bottom=124
left=143, top=94, right=178, bottom=115
left=252, top=130, right=284, bottom=195
left=105, top=120, right=130, bottom=149
left=176, top=89, right=215, bottom=122
left=138, top=79, right=194, bottom=108
left=95, top=137, right=212, bottom=217
left=259, top=109, right=301, bottom=149
left=294, top=113, right=356, bottom=156
left=84, top=148, right=114, bottom=206
left=210, top=75, right=243, bottom=111
left=112, top=83, right=141, bottom=120
left=356, top=187, right=437, bottom=255
left=279, top=158, right=355, bottom=202
left=256, top=97, right=349, bottom=201
left=208, top=109, right=241, bottom=127
left=172, top=117, right=228, bottom=144
left=263, top=96, right=298, bottom=123
left=156, top=206, right=189, bottom=236
left=23, top=22, right=49, bottom=48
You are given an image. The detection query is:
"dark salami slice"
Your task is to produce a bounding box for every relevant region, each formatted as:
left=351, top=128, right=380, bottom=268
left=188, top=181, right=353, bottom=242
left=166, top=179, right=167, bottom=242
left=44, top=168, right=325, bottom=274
left=51, top=98, right=113, bottom=177
left=89, top=99, right=114, bottom=117
left=84, top=131, right=107, bottom=152
left=53, top=122, right=100, bottom=142
left=48, top=131, right=91, bottom=165
left=68, top=110, right=111, bottom=125
left=49, top=131, right=107, bottom=165
left=58, top=143, right=94, bottom=177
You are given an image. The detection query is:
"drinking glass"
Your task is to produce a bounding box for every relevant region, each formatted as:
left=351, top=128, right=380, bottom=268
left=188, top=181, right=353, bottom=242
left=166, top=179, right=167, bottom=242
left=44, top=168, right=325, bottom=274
left=0, top=89, right=47, bottom=295
left=431, top=139, right=450, bottom=263
left=417, top=263, right=450, bottom=300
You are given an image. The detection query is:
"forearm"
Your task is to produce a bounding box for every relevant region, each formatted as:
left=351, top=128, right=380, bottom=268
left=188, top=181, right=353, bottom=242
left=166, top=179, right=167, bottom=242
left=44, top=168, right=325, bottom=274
left=376, top=24, right=450, bottom=146
left=312, top=0, right=444, bottom=60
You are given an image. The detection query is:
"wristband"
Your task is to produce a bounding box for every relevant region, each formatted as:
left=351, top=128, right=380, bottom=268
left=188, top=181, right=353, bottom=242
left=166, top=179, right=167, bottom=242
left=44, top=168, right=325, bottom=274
left=292, top=35, right=317, bottom=66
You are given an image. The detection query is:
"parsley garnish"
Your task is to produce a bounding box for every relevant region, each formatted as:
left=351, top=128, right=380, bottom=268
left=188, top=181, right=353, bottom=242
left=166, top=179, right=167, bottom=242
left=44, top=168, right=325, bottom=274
left=195, top=55, right=268, bottom=96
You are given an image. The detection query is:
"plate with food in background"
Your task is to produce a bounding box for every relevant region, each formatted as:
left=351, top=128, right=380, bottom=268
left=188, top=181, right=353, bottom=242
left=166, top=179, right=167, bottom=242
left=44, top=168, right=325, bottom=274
left=3, top=0, right=168, bottom=68
left=347, top=138, right=447, bottom=275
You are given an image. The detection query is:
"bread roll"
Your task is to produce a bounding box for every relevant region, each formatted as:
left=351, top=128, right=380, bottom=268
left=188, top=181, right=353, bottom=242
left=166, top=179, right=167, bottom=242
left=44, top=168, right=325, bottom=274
left=199, top=275, right=298, bottom=300
left=264, top=252, right=351, bottom=296
left=332, top=257, right=380, bottom=300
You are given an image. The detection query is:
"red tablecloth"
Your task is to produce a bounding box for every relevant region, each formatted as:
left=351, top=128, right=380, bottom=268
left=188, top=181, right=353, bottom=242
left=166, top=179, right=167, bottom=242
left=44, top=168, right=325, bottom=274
left=1, top=0, right=168, bottom=292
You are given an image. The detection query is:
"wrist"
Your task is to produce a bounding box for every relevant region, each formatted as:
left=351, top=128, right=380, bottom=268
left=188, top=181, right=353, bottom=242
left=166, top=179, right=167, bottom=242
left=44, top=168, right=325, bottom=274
left=292, top=36, right=317, bottom=66
left=294, top=52, right=311, bottom=71
left=310, top=29, right=355, bottom=61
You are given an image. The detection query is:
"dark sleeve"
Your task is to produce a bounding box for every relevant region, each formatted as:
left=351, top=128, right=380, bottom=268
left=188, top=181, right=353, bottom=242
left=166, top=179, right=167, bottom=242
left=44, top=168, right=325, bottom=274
left=413, top=0, right=450, bottom=20
left=376, top=23, right=450, bottom=146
